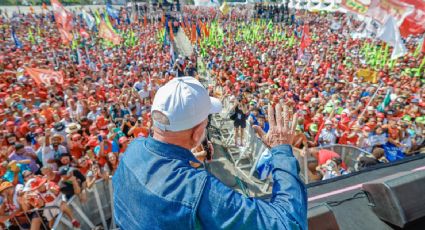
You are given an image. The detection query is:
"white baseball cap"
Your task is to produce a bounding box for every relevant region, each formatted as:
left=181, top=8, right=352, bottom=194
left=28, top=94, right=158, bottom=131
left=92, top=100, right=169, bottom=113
left=151, top=76, right=222, bottom=132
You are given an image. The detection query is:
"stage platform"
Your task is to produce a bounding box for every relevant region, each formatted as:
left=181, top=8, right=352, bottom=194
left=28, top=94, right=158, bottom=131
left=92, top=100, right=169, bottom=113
left=307, top=155, right=425, bottom=230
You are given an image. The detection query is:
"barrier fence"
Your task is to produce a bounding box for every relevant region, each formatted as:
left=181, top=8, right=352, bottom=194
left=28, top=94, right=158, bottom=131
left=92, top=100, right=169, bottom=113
left=7, top=178, right=117, bottom=230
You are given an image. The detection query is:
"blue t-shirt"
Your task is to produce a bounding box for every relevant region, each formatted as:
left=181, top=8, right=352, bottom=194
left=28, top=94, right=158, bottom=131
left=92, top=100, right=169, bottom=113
left=262, top=122, right=270, bottom=133
left=2, top=163, right=30, bottom=184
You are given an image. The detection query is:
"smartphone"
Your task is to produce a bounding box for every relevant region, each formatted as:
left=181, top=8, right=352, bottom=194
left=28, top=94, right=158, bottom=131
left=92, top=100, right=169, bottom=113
left=97, top=135, right=103, bottom=142
left=202, top=138, right=212, bottom=161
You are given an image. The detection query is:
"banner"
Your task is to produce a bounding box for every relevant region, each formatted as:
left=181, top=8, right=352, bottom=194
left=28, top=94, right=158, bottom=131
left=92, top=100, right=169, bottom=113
left=399, top=0, right=425, bottom=37
left=341, top=0, right=369, bottom=15
left=356, top=68, right=378, bottom=83
left=25, top=68, right=64, bottom=86
left=99, top=20, right=121, bottom=45
left=342, top=0, right=424, bottom=37
left=382, top=142, right=405, bottom=162
left=366, top=0, right=415, bottom=26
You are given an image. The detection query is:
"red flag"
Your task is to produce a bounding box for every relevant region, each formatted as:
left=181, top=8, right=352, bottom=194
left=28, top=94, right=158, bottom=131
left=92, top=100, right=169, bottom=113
left=191, top=24, right=197, bottom=43
left=168, top=21, right=175, bottom=41
left=99, top=20, right=121, bottom=45
left=79, top=28, right=90, bottom=39
left=144, top=15, right=147, bottom=27
left=58, top=27, right=73, bottom=44
left=300, top=25, right=312, bottom=52
left=25, top=68, right=64, bottom=86
left=51, top=0, right=74, bottom=32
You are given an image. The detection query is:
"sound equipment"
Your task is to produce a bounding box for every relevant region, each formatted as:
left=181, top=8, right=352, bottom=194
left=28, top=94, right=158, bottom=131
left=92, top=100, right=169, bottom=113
left=362, top=170, right=425, bottom=228
left=308, top=203, right=339, bottom=230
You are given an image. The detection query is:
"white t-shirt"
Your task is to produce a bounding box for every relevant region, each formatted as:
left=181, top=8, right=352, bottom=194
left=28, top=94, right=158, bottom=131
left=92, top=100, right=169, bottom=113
left=138, top=89, right=150, bottom=99
left=41, top=145, right=67, bottom=170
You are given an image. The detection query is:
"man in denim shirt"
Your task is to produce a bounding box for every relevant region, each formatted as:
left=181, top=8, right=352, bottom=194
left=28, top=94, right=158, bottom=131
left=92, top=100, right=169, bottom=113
left=113, top=76, right=307, bottom=229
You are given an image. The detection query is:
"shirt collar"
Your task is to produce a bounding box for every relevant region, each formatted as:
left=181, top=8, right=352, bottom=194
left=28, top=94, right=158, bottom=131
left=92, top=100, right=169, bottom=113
left=145, top=137, right=201, bottom=164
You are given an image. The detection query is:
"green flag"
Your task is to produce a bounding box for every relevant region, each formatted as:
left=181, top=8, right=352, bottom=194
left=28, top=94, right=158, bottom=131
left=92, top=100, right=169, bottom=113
left=377, top=89, right=391, bottom=112
left=28, top=28, right=35, bottom=44
left=94, top=10, right=101, bottom=25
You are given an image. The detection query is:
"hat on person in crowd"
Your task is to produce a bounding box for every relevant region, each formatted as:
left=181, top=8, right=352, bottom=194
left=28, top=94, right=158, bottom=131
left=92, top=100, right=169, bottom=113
left=65, top=123, right=81, bottom=134
left=0, top=181, right=13, bottom=193
left=28, top=176, right=47, bottom=191
left=151, top=77, right=222, bottom=132
left=53, top=122, right=65, bottom=132
left=309, top=124, right=318, bottom=133
left=325, top=120, right=333, bottom=126
left=50, top=134, right=65, bottom=143
left=402, top=115, right=412, bottom=122
left=415, top=116, right=425, bottom=124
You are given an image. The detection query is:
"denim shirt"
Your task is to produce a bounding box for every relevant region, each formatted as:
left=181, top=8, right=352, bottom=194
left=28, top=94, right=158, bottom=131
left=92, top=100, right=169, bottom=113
left=113, top=137, right=307, bottom=230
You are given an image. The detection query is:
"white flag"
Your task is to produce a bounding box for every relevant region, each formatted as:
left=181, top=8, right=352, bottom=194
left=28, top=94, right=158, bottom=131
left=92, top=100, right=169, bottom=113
left=376, top=17, right=407, bottom=60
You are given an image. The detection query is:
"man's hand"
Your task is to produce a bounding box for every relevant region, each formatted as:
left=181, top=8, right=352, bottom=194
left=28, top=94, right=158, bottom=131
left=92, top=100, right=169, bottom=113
left=253, top=103, right=297, bottom=148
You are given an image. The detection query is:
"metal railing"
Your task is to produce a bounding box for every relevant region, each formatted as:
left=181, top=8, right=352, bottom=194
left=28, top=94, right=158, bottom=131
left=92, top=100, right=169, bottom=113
left=52, top=178, right=116, bottom=230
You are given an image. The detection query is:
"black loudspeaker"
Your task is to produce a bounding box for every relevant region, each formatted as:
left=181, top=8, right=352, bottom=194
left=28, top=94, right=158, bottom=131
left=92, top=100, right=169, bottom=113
left=362, top=170, right=425, bottom=228
left=308, top=203, right=339, bottom=230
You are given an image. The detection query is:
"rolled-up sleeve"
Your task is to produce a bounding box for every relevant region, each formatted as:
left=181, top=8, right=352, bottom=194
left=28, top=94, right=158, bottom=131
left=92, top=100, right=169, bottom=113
left=197, top=144, right=307, bottom=230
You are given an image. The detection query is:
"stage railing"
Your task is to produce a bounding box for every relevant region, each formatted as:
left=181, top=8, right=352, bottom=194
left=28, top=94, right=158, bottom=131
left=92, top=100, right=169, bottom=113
left=51, top=177, right=116, bottom=230
left=310, top=144, right=372, bottom=173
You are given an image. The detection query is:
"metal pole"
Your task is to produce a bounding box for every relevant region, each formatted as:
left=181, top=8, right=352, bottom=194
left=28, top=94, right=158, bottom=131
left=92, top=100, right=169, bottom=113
left=356, top=82, right=384, bottom=124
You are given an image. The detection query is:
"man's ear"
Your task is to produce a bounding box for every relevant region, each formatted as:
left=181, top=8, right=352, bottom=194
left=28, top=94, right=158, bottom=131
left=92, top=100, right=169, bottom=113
left=191, top=121, right=206, bottom=146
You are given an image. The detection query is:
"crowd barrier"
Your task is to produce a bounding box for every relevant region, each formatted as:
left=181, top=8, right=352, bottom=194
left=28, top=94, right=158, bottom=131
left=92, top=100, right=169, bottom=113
left=9, top=178, right=117, bottom=230
left=52, top=178, right=116, bottom=230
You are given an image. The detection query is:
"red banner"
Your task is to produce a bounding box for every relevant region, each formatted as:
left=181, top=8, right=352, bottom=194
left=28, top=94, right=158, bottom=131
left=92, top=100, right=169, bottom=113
left=25, top=68, right=64, bottom=86
left=399, top=0, right=425, bottom=37
left=99, top=21, right=121, bottom=45
left=366, top=0, right=415, bottom=25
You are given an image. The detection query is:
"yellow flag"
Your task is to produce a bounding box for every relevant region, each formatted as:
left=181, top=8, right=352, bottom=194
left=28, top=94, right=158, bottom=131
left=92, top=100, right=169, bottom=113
left=220, top=2, right=230, bottom=15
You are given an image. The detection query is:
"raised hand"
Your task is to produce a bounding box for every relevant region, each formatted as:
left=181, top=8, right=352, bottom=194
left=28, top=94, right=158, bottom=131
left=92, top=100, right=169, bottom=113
left=253, top=103, right=298, bottom=148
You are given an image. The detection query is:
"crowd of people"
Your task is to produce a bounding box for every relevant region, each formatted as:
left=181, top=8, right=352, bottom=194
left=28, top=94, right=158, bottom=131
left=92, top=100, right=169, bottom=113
left=0, top=2, right=424, bottom=228
left=186, top=7, right=425, bottom=181
left=0, top=4, right=201, bottom=228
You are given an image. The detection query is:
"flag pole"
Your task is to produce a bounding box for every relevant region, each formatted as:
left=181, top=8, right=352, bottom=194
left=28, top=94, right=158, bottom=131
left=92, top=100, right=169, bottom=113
left=356, top=81, right=384, bottom=125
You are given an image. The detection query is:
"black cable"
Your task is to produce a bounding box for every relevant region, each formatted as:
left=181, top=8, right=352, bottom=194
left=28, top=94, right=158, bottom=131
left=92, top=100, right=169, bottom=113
left=324, top=191, right=367, bottom=207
